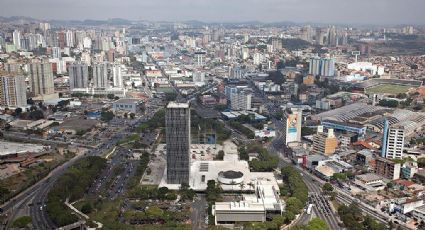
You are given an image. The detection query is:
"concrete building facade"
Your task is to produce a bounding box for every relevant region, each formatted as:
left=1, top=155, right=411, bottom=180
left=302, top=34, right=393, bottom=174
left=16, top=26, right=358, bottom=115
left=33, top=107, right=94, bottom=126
left=29, top=60, right=54, bottom=96
left=69, top=62, right=89, bottom=90
left=385, top=127, right=405, bottom=159
left=166, top=102, right=191, bottom=184
left=0, top=74, right=27, bottom=108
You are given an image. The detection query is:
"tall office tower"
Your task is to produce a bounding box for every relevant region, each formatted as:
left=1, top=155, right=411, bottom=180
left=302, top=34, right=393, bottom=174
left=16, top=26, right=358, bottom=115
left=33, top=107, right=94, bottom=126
left=51, top=47, right=61, bottom=59
left=312, top=126, right=338, bottom=156
left=166, top=102, right=191, bottom=184
left=194, top=51, right=206, bottom=67
left=65, top=30, right=74, bottom=47
left=0, top=74, right=27, bottom=107
left=381, top=119, right=389, bottom=158
left=308, top=57, right=335, bottom=77
left=384, top=126, right=405, bottom=159
left=13, top=30, right=21, bottom=50
left=29, top=60, right=54, bottom=96
left=111, top=64, right=123, bottom=88
left=69, top=62, right=89, bottom=90
left=285, top=108, right=302, bottom=144
left=93, top=63, right=108, bottom=88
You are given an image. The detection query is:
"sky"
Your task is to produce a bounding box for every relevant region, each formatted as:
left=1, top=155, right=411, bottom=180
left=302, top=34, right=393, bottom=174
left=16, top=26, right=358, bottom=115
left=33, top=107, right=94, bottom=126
left=1, top=0, right=424, bottom=25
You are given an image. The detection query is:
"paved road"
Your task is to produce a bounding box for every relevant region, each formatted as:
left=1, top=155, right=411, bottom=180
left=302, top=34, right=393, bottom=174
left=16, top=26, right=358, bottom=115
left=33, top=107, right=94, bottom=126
left=191, top=194, right=207, bottom=230
left=1, top=109, right=156, bottom=229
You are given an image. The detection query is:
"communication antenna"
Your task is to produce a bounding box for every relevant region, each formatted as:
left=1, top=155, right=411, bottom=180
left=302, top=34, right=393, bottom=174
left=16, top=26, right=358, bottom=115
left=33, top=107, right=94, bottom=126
left=351, top=51, right=361, bottom=63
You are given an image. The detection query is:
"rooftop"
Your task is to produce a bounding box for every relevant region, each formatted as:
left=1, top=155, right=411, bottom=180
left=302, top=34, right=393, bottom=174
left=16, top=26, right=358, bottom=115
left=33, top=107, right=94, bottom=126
left=114, top=98, right=141, bottom=104
left=167, top=102, right=189, bottom=109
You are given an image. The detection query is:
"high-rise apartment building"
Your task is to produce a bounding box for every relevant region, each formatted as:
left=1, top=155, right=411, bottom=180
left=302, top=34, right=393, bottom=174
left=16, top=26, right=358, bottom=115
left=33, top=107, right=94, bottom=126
left=65, top=30, right=74, bottom=47
left=0, top=74, right=27, bottom=108
left=194, top=51, right=206, bottom=67
left=51, top=47, right=61, bottom=59
left=12, top=30, right=21, bottom=50
left=271, top=38, right=282, bottom=51
left=69, top=62, right=89, bottom=90
left=230, top=89, right=251, bottom=111
left=312, top=126, right=338, bottom=155
left=29, top=60, right=54, bottom=96
left=93, top=63, right=108, bottom=88
left=309, top=57, right=335, bottom=77
left=166, top=102, right=191, bottom=184
left=381, top=119, right=389, bottom=158
left=383, top=125, right=405, bottom=159
left=111, top=64, right=123, bottom=88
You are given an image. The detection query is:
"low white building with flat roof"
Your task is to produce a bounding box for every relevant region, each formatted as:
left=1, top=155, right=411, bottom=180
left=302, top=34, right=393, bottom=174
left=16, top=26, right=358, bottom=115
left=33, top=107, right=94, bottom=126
left=213, top=202, right=266, bottom=225
left=112, top=98, right=141, bottom=113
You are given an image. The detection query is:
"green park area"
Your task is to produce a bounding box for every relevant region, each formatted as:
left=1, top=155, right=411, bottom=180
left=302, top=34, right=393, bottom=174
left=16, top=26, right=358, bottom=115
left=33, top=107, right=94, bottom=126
left=365, top=84, right=412, bottom=95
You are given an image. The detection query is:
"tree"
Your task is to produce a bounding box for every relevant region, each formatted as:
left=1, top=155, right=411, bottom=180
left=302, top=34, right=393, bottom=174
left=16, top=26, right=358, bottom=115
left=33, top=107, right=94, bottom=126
left=307, top=218, right=328, bottom=230
left=215, top=150, right=225, bottom=160
left=322, top=183, right=334, bottom=193
left=100, top=111, right=114, bottom=122
left=14, top=107, right=23, bottom=116
left=286, top=197, right=303, bottom=214
left=129, top=113, right=135, bottom=119
left=81, top=203, right=92, bottom=214
left=107, top=94, right=115, bottom=100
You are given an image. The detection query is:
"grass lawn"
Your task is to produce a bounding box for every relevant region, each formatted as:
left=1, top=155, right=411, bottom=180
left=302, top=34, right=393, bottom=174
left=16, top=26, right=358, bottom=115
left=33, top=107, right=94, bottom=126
left=365, top=84, right=412, bottom=94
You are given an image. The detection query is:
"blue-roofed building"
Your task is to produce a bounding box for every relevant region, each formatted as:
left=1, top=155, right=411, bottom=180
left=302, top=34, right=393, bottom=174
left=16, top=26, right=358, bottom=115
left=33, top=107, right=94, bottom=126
left=321, top=120, right=366, bottom=136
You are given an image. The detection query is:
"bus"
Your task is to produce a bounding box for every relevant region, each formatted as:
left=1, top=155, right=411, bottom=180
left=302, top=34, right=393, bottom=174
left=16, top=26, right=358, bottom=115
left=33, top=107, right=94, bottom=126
left=306, top=204, right=313, bottom=215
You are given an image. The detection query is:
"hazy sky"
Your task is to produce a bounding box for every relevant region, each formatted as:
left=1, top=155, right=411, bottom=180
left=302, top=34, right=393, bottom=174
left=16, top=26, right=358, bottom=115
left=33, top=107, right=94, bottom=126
left=1, top=0, right=424, bottom=25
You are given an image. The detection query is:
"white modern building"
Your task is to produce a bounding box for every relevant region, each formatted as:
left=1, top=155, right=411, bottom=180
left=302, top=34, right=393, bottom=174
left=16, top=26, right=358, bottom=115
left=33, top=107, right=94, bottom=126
left=112, top=98, right=141, bottom=113
left=384, top=127, right=405, bottom=159
left=111, top=63, right=123, bottom=88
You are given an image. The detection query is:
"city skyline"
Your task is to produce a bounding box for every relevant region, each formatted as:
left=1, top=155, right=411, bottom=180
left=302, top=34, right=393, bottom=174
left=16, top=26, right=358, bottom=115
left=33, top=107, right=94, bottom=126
left=1, top=0, right=425, bottom=25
